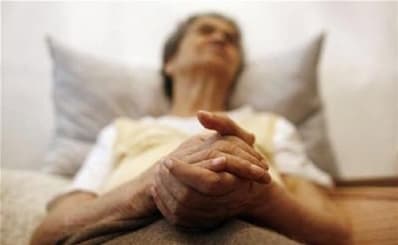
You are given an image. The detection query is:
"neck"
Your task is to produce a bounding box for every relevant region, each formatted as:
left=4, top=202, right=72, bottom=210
left=169, top=72, right=230, bottom=117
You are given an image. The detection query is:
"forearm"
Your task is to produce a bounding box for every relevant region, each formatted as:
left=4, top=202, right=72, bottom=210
left=31, top=167, right=156, bottom=245
left=31, top=192, right=101, bottom=245
left=245, top=180, right=351, bottom=245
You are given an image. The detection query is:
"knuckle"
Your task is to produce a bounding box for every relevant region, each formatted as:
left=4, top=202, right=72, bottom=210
left=228, top=135, right=243, bottom=142
left=162, top=158, right=174, bottom=171
left=228, top=143, right=239, bottom=153
left=226, top=135, right=245, bottom=147
left=212, top=140, right=223, bottom=149
left=227, top=135, right=241, bottom=142
left=205, top=149, right=217, bottom=159
left=212, top=140, right=225, bottom=149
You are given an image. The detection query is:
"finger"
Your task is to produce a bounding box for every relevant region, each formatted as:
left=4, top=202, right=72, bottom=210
left=164, top=157, right=248, bottom=195
left=152, top=186, right=200, bottom=228
left=223, top=135, right=266, bottom=163
left=213, top=140, right=268, bottom=170
left=215, top=153, right=270, bottom=184
left=180, top=135, right=268, bottom=170
left=170, top=136, right=209, bottom=159
left=159, top=162, right=266, bottom=219
left=231, top=147, right=268, bottom=171
left=159, top=166, right=224, bottom=217
left=160, top=162, right=257, bottom=218
left=153, top=182, right=195, bottom=227
left=160, top=161, right=242, bottom=206
left=197, top=110, right=255, bottom=146
left=163, top=157, right=224, bottom=195
left=185, top=150, right=270, bottom=183
left=151, top=185, right=177, bottom=223
left=159, top=163, right=206, bottom=209
left=192, top=156, right=227, bottom=172
left=192, top=158, right=252, bottom=192
left=154, top=166, right=224, bottom=227
left=153, top=166, right=179, bottom=217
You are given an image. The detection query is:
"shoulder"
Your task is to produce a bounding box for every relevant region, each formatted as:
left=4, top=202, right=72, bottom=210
left=247, top=107, right=295, bottom=130
left=96, top=117, right=139, bottom=145
left=113, top=116, right=138, bottom=128
left=243, top=108, right=299, bottom=143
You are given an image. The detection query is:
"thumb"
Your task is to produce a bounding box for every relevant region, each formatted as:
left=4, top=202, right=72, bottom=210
left=197, top=110, right=255, bottom=146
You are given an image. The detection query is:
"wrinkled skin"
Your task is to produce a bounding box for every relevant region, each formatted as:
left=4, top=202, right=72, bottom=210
left=151, top=110, right=272, bottom=228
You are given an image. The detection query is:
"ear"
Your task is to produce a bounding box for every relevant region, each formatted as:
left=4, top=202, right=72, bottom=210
left=164, top=57, right=176, bottom=76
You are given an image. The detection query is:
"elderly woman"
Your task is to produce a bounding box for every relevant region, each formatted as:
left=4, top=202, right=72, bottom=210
left=31, top=13, right=351, bottom=245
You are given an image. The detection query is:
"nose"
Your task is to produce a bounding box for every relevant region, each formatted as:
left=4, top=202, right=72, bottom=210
left=209, top=30, right=227, bottom=45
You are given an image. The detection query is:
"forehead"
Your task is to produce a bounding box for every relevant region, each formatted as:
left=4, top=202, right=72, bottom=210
left=189, top=16, right=238, bottom=34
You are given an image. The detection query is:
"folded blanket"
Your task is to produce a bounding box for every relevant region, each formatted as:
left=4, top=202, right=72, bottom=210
left=3, top=169, right=396, bottom=245
left=62, top=218, right=301, bottom=245
left=1, top=169, right=70, bottom=245
left=62, top=215, right=161, bottom=245
left=60, top=187, right=398, bottom=245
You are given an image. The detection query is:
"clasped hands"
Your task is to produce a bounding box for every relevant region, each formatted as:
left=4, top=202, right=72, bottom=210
left=150, top=111, right=272, bottom=229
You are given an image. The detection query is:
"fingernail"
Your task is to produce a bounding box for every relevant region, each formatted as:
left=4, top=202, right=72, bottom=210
left=261, top=159, right=269, bottom=170
left=212, top=157, right=226, bottom=166
left=249, top=133, right=255, bottom=143
left=164, top=159, right=173, bottom=168
left=199, top=110, right=212, bottom=117
left=250, top=164, right=265, bottom=177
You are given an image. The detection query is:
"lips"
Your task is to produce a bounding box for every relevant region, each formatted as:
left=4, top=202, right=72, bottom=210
left=205, top=44, right=228, bottom=60
left=207, top=43, right=225, bottom=52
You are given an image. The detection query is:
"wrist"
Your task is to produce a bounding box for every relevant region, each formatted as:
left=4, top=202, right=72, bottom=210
left=105, top=165, right=158, bottom=222
left=242, top=181, right=282, bottom=220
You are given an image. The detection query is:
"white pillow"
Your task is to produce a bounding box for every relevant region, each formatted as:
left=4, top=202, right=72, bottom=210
left=231, top=36, right=322, bottom=124
left=44, top=34, right=338, bottom=177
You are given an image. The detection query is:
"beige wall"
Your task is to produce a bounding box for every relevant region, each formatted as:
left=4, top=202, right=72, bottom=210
left=2, top=2, right=397, bottom=178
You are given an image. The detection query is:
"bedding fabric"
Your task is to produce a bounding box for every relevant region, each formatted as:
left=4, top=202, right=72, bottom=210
left=4, top=169, right=396, bottom=244
left=1, top=169, right=301, bottom=245
left=1, top=169, right=70, bottom=245
left=44, top=34, right=338, bottom=177
left=62, top=219, right=301, bottom=245
left=102, top=109, right=332, bottom=193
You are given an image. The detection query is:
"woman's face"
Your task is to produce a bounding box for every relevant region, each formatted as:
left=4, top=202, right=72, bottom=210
left=166, top=16, right=242, bottom=86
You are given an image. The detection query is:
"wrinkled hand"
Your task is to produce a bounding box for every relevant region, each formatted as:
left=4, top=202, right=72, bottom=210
left=151, top=111, right=272, bottom=228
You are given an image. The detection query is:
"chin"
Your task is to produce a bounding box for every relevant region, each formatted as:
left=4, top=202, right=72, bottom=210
left=205, top=64, right=231, bottom=77
left=203, top=56, right=231, bottom=70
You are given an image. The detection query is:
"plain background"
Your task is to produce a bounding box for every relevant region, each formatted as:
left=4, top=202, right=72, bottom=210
left=2, top=1, right=397, bottom=179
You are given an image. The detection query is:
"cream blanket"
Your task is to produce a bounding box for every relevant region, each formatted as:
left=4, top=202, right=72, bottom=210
left=102, top=112, right=283, bottom=193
